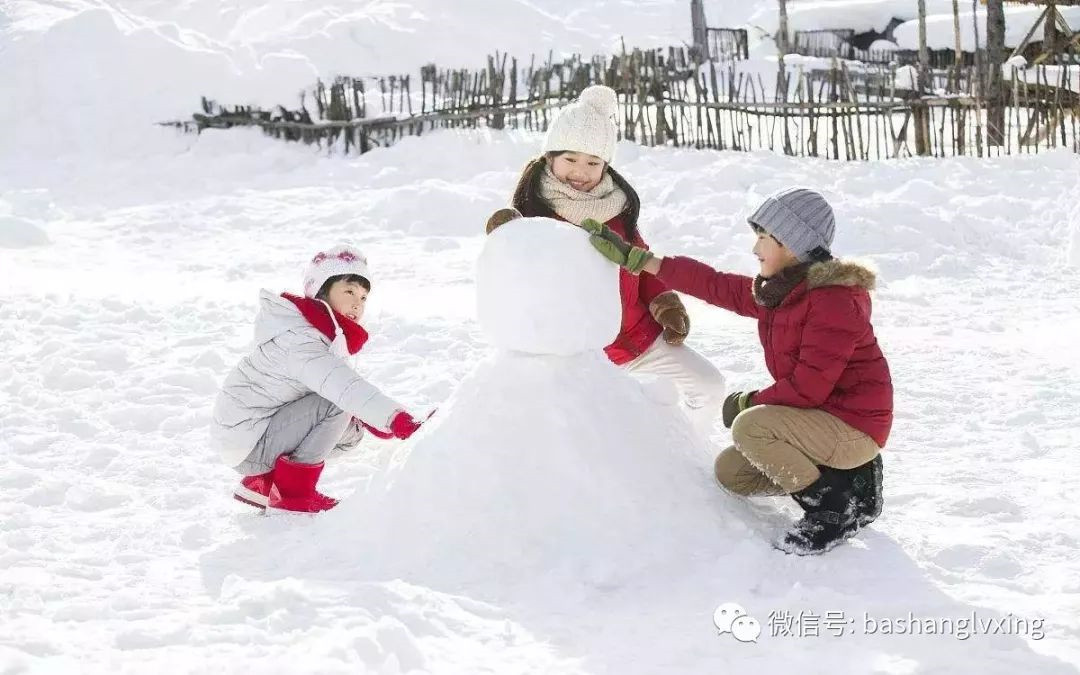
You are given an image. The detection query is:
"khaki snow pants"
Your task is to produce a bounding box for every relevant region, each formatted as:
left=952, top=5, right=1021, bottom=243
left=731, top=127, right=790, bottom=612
left=714, top=405, right=880, bottom=496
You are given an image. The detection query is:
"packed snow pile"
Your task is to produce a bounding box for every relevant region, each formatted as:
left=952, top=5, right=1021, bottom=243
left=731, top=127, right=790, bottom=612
left=477, top=217, right=622, bottom=354
left=0, top=4, right=318, bottom=158
left=1011, top=64, right=1080, bottom=94
left=747, top=0, right=954, bottom=37
left=893, top=64, right=920, bottom=90
left=0, top=215, right=50, bottom=248
left=894, top=5, right=1080, bottom=51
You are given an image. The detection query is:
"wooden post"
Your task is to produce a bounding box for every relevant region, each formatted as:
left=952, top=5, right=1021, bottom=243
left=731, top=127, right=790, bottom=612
left=1045, top=0, right=1058, bottom=58
left=952, top=0, right=962, bottom=90
left=972, top=0, right=984, bottom=157
left=914, top=0, right=931, bottom=155
left=777, top=0, right=790, bottom=114
left=691, top=0, right=708, bottom=61
left=777, top=0, right=790, bottom=70
left=917, top=0, right=930, bottom=91
left=986, top=0, right=1006, bottom=145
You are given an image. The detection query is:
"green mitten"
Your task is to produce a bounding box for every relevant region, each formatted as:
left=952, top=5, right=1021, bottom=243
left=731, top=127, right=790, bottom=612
left=582, top=218, right=654, bottom=275
left=722, top=390, right=758, bottom=428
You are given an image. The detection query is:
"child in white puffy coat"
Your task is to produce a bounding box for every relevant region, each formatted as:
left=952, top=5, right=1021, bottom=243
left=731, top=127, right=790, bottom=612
left=211, top=244, right=428, bottom=514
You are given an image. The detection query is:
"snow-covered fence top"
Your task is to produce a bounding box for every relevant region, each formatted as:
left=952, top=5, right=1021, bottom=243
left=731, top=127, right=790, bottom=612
left=748, top=0, right=956, bottom=36
left=167, top=46, right=1080, bottom=162
left=894, top=5, right=1080, bottom=51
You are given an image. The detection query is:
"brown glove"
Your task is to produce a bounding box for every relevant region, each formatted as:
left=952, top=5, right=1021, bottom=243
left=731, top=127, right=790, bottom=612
left=485, top=207, right=523, bottom=234
left=649, top=291, right=689, bottom=345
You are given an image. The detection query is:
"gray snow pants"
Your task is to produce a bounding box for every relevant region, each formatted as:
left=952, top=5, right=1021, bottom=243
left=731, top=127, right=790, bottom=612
left=233, top=393, right=352, bottom=476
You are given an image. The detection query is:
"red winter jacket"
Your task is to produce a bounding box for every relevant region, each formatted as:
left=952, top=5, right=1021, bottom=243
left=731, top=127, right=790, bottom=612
left=602, top=215, right=666, bottom=365
left=657, top=256, right=893, bottom=447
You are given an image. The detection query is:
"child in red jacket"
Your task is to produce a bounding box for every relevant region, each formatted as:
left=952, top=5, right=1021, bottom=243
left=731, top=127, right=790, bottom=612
left=585, top=188, right=893, bottom=555
left=511, top=85, right=726, bottom=434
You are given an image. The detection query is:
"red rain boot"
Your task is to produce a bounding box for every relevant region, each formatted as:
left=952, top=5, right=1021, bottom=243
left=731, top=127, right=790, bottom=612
left=233, top=470, right=274, bottom=509
left=266, top=455, right=339, bottom=513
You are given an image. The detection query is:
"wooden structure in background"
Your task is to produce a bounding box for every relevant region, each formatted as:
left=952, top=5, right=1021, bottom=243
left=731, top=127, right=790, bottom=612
left=163, top=45, right=1080, bottom=162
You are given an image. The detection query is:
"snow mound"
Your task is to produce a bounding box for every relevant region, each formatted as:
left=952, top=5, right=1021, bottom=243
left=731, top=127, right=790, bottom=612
left=895, top=6, right=1080, bottom=51
left=477, top=217, right=621, bottom=354
left=0, top=5, right=317, bottom=158
left=894, top=64, right=920, bottom=90
left=748, top=0, right=954, bottom=35
left=0, top=217, right=50, bottom=248
left=319, top=348, right=741, bottom=596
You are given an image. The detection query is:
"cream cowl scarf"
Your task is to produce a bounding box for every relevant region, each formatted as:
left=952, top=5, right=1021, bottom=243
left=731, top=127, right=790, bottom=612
left=538, top=164, right=628, bottom=226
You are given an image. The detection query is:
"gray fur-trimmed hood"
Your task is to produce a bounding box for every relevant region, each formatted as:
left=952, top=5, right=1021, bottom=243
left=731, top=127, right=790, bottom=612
left=806, top=258, right=877, bottom=291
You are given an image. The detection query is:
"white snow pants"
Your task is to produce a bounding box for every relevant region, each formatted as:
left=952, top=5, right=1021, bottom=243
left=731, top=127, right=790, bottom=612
left=625, top=337, right=726, bottom=435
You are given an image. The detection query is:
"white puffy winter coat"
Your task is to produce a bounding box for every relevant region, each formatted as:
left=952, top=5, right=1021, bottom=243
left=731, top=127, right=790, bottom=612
left=211, top=290, right=402, bottom=467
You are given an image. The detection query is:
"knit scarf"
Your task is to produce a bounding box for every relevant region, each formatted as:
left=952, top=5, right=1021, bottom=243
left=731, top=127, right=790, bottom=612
left=752, top=262, right=815, bottom=309
left=538, top=164, right=628, bottom=226
left=282, top=292, right=369, bottom=356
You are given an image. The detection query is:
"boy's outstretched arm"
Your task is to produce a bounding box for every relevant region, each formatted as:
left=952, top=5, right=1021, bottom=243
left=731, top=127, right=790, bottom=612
left=653, top=256, right=759, bottom=318
left=582, top=219, right=758, bottom=318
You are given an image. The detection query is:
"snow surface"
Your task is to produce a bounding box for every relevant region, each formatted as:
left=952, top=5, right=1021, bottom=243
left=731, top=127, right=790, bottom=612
left=4, top=0, right=1080, bottom=672
left=0, top=216, right=50, bottom=248
left=3, top=127, right=1080, bottom=673
left=1070, top=176, right=1080, bottom=268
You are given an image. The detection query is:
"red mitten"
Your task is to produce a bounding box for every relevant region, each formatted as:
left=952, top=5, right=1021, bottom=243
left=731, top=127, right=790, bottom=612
left=389, top=411, right=422, bottom=439
left=388, top=409, right=438, bottom=439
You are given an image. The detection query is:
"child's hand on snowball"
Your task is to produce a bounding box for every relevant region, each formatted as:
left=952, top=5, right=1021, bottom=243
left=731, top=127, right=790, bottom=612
left=388, top=409, right=437, bottom=440
left=581, top=218, right=657, bottom=275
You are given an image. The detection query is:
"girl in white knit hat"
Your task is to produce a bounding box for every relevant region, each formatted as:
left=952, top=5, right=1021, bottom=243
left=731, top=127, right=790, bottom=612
left=510, top=85, right=726, bottom=434
left=210, top=244, right=430, bottom=514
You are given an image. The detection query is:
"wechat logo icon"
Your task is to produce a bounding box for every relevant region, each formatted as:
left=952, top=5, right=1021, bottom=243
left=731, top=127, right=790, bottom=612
left=714, top=602, right=762, bottom=643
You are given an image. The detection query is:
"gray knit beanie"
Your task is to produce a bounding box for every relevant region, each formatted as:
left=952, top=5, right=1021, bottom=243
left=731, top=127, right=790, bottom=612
left=747, top=187, right=835, bottom=262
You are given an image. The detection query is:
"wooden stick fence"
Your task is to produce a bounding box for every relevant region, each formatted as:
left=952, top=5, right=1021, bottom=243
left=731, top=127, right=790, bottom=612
left=162, top=46, right=1080, bottom=161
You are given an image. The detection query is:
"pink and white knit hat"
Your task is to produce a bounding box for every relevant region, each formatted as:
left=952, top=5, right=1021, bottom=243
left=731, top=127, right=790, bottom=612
left=303, top=244, right=371, bottom=298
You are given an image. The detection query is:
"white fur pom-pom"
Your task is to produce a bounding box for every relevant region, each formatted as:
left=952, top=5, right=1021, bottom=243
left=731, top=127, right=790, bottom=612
left=578, top=85, right=618, bottom=117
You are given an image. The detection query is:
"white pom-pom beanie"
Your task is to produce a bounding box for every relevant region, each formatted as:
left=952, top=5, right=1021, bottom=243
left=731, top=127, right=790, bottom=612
left=303, top=244, right=371, bottom=299
left=542, top=85, right=619, bottom=164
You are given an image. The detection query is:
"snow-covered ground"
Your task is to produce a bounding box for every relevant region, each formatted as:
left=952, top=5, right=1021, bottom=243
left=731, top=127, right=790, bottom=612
left=3, top=126, right=1080, bottom=673
left=5, top=0, right=1080, bottom=672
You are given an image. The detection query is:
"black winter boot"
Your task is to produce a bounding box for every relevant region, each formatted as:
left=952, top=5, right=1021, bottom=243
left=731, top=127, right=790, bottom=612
left=776, top=470, right=859, bottom=556
left=850, top=455, right=883, bottom=527
left=819, top=455, right=884, bottom=528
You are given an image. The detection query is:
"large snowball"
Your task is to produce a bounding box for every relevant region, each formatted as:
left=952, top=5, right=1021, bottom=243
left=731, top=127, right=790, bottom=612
left=477, top=217, right=621, bottom=354
left=315, top=350, right=742, bottom=597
